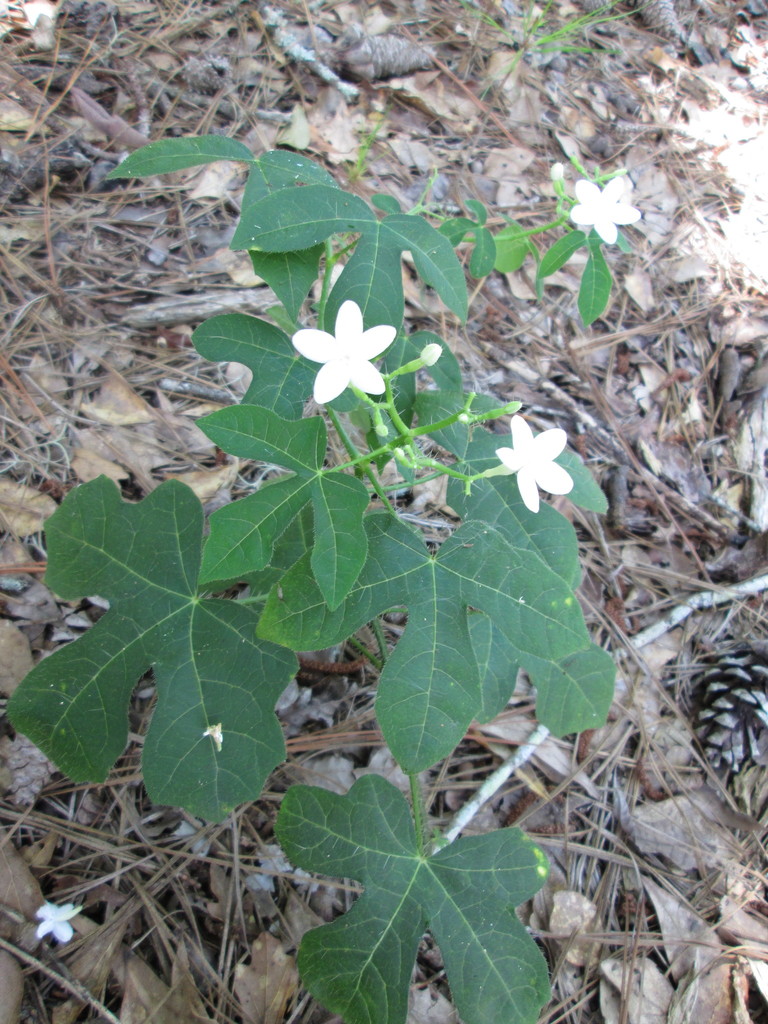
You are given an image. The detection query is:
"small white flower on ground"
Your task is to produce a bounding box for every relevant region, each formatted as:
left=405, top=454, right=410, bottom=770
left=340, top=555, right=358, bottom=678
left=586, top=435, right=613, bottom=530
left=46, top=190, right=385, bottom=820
left=570, top=178, right=641, bottom=244
left=35, top=901, right=80, bottom=943
left=292, top=300, right=396, bottom=405
left=550, top=162, right=565, bottom=182
left=495, top=415, right=573, bottom=514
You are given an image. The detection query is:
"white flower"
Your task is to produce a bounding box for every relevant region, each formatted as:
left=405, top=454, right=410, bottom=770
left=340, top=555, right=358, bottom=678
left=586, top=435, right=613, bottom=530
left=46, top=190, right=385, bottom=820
left=495, top=415, right=573, bottom=514
left=550, top=162, right=565, bottom=182
left=292, top=300, right=396, bottom=405
left=570, top=178, right=641, bottom=244
left=35, top=901, right=80, bottom=943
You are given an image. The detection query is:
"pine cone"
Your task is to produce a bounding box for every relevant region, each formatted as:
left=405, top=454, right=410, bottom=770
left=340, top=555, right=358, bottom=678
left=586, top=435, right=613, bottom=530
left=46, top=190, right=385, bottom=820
left=636, top=0, right=684, bottom=38
left=694, top=643, right=768, bottom=773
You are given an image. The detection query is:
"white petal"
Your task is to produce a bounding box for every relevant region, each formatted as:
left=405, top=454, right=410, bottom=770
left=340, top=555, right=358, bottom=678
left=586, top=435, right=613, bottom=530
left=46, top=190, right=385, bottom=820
left=534, top=462, right=573, bottom=495
left=36, top=920, right=52, bottom=939
left=532, top=427, right=567, bottom=461
left=611, top=203, right=641, bottom=225
left=594, top=219, right=618, bottom=244
left=359, top=324, right=396, bottom=360
left=516, top=468, right=540, bottom=513
left=570, top=205, right=595, bottom=227
left=313, top=360, right=349, bottom=404
left=335, top=300, right=363, bottom=341
left=602, top=177, right=626, bottom=204
left=292, top=328, right=338, bottom=363
left=52, top=921, right=74, bottom=943
left=495, top=446, right=524, bottom=473
left=509, top=415, right=535, bottom=456
left=574, top=179, right=601, bottom=205
left=349, top=360, right=386, bottom=395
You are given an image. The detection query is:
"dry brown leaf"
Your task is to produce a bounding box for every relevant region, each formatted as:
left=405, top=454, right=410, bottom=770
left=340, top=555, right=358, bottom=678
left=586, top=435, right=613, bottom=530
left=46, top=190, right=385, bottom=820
left=0, top=620, right=33, bottom=697
left=234, top=933, right=299, bottom=1024
left=549, top=890, right=599, bottom=966
left=188, top=160, right=246, bottom=200
left=623, top=270, right=656, bottom=313
left=644, top=878, right=721, bottom=981
left=80, top=375, right=156, bottom=426
left=276, top=104, right=311, bottom=150
left=51, top=919, right=127, bottom=1024
left=0, top=480, right=56, bottom=536
left=0, top=950, right=23, bottom=1024
left=629, top=795, right=734, bottom=872
left=599, top=958, right=674, bottom=1024
left=113, top=947, right=213, bottom=1024
left=667, top=961, right=733, bottom=1024
left=71, top=447, right=130, bottom=484
left=406, top=987, right=458, bottom=1024
left=0, top=834, right=43, bottom=925
left=163, top=462, right=239, bottom=504
left=0, top=97, right=34, bottom=130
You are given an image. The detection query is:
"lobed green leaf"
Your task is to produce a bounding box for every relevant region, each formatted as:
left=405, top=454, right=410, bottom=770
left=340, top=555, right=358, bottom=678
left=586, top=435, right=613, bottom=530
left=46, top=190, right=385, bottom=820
left=276, top=775, right=550, bottom=1024
left=7, top=478, right=296, bottom=820
left=259, top=514, right=603, bottom=768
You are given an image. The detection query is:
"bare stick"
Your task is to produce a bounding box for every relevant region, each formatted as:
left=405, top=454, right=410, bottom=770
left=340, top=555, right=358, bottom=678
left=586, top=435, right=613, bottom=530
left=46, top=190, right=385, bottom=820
left=440, top=722, right=552, bottom=846
left=630, top=572, right=768, bottom=650
left=0, top=934, right=122, bottom=1024
left=259, top=4, right=359, bottom=101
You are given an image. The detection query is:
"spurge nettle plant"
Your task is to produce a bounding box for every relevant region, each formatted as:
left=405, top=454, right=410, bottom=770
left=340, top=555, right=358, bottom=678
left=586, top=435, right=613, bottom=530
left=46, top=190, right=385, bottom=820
left=9, top=136, right=637, bottom=1024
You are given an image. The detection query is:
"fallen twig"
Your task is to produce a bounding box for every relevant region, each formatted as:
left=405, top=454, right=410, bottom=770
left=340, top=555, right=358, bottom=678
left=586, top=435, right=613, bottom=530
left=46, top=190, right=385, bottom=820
left=630, top=572, right=768, bottom=649
left=259, top=4, right=359, bottom=101
left=440, top=722, right=552, bottom=846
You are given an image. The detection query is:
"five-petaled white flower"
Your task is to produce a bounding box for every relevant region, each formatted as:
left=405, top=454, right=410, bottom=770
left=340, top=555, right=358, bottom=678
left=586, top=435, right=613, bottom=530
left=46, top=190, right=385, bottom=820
left=292, top=300, right=396, bottom=405
left=495, top=415, right=573, bottom=514
left=35, top=900, right=80, bottom=943
left=570, top=178, right=641, bottom=245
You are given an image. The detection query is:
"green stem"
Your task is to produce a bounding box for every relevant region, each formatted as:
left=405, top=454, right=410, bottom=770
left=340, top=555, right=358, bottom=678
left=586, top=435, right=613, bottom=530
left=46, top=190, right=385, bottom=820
left=409, top=772, right=426, bottom=857
left=381, top=377, right=413, bottom=437
left=346, top=635, right=383, bottom=671
left=370, top=615, right=388, bottom=665
left=326, top=407, right=396, bottom=515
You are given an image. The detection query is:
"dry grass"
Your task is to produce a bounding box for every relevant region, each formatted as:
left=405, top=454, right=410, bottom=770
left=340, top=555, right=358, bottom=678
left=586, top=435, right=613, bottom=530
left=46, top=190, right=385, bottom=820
left=1, top=0, right=768, bottom=1022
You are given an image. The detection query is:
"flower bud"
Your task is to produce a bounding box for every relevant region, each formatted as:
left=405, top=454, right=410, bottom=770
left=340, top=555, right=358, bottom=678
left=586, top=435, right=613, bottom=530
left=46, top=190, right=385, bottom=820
left=374, top=421, right=389, bottom=438
left=458, top=413, right=470, bottom=424
left=419, top=343, right=442, bottom=367
left=550, top=162, right=565, bottom=182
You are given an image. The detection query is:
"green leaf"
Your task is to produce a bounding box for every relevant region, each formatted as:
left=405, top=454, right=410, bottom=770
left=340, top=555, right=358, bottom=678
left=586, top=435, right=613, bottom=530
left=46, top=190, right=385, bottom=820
left=493, top=223, right=531, bottom=273
left=438, top=216, right=475, bottom=245
left=276, top=775, right=550, bottom=1024
left=248, top=245, right=323, bottom=323
left=237, top=150, right=338, bottom=213
left=382, top=214, right=468, bottom=321
left=232, top=183, right=376, bottom=252
left=556, top=449, right=608, bottom=513
left=372, top=194, right=402, bottom=214
left=7, top=478, right=296, bottom=820
left=465, top=198, right=488, bottom=226
left=469, top=226, right=496, bottom=278
left=259, top=514, right=603, bottom=769
left=578, top=234, right=612, bottom=326
left=537, top=230, right=587, bottom=278
left=107, top=136, right=255, bottom=178
left=326, top=223, right=405, bottom=329
left=199, top=407, right=368, bottom=608
left=192, top=314, right=314, bottom=419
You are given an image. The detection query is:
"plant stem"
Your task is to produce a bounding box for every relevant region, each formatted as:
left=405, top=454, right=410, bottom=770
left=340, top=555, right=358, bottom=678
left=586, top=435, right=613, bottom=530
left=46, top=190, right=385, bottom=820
left=326, top=407, right=396, bottom=514
left=370, top=615, right=388, bottom=665
left=409, top=772, right=426, bottom=857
